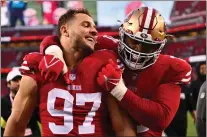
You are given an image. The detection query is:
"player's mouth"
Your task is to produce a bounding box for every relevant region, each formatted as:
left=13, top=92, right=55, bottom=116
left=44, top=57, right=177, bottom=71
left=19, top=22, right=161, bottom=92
left=85, top=36, right=96, bottom=45
left=124, top=51, right=145, bottom=63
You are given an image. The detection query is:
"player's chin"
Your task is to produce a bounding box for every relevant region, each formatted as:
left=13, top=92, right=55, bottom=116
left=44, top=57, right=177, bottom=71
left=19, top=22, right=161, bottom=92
left=85, top=41, right=95, bottom=51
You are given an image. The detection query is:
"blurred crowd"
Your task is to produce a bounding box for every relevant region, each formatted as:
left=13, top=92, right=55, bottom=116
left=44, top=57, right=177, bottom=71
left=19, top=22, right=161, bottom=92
left=1, top=0, right=83, bottom=27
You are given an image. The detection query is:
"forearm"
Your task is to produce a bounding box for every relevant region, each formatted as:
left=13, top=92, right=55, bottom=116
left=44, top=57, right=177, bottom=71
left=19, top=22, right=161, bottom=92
left=107, top=95, right=136, bottom=136
left=4, top=76, right=38, bottom=136
left=111, top=82, right=180, bottom=131
left=4, top=115, right=26, bottom=136
left=120, top=90, right=170, bottom=131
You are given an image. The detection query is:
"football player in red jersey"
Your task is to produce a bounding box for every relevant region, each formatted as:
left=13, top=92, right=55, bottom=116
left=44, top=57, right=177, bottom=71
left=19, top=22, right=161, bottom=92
left=25, top=7, right=191, bottom=136
left=4, top=9, right=136, bottom=136
left=97, top=7, right=192, bottom=136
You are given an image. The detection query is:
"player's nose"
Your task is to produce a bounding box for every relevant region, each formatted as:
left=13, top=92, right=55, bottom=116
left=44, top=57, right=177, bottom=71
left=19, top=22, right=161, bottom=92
left=90, top=27, right=98, bottom=36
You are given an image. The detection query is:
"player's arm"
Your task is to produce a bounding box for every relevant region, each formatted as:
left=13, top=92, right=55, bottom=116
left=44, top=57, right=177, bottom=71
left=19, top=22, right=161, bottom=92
left=95, top=35, right=119, bottom=51
left=107, top=95, right=136, bottom=136
left=97, top=58, right=192, bottom=132
left=111, top=60, right=191, bottom=131
left=118, top=83, right=181, bottom=132
left=4, top=75, right=38, bottom=136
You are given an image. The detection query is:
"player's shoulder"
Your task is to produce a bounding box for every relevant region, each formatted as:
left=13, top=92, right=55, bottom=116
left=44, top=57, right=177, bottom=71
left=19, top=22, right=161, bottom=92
left=158, top=54, right=192, bottom=84
left=159, top=54, right=191, bottom=70
left=20, top=52, right=45, bottom=85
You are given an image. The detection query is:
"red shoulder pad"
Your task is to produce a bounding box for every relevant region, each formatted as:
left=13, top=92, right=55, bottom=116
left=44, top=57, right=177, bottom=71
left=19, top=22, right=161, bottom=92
left=95, top=35, right=119, bottom=51
left=40, top=35, right=61, bottom=54
left=166, top=56, right=192, bottom=85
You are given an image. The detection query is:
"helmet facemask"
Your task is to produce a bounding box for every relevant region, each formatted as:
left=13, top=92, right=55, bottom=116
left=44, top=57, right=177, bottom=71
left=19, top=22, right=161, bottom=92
left=118, top=27, right=166, bottom=70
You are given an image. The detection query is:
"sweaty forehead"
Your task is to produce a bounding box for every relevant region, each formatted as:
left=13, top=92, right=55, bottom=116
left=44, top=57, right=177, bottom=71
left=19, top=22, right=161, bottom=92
left=73, top=13, right=95, bottom=25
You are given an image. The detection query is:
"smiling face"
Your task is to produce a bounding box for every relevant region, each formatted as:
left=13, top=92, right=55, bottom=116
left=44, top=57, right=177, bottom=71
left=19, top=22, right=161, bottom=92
left=68, top=13, right=97, bottom=51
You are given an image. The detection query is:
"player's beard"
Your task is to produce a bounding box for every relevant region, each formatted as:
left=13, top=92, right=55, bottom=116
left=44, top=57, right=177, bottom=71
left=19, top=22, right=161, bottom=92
left=74, top=34, right=94, bottom=58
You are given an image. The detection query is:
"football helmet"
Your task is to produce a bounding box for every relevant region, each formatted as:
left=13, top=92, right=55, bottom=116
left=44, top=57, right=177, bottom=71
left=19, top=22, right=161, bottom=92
left=119, top=7, right=167, bottom=70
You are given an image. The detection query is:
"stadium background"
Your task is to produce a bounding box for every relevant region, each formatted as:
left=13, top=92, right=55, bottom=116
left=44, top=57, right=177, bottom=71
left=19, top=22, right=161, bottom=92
left=1, top=1, right=206, bottom=136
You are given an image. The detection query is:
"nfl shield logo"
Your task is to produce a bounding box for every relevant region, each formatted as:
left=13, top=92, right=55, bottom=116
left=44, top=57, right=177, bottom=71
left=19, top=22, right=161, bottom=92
left=69, top=74, right=76, bottom=81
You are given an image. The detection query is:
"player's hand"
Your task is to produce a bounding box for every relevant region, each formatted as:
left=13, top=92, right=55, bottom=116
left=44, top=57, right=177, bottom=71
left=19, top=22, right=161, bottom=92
left=38, top=54, right=64, bottom=82
left=20, top=52, right=43, bottom=74
left=97, top=59, right=124, bottom=92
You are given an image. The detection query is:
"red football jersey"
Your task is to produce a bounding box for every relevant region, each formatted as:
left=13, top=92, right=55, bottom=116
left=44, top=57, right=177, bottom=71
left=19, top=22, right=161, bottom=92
left=95, top=35, right=192, bottom=136
left=25, top=50, right=118, bottom=136
left=121, top=54, right=191, bottom=136
left=39, top=35, right=192, bottom=136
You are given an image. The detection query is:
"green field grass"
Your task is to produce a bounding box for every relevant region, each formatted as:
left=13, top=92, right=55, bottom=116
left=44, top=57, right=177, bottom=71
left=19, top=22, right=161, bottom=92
left=187, top=112, right=197, bottom=136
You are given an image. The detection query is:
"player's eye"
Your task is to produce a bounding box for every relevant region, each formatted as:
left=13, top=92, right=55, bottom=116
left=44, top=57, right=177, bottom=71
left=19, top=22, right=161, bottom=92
left=82, top=22, right=90, bottom=28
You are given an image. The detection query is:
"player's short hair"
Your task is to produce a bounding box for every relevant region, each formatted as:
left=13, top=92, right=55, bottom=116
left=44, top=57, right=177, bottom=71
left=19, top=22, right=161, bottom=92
left=57, top=8, right=92, bottom=38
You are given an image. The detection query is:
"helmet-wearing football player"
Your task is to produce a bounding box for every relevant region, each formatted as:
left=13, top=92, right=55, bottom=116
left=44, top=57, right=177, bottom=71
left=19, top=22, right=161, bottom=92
left=118, top=7, right=167, bottom=70
left=38, top=7, right=191, bottom=136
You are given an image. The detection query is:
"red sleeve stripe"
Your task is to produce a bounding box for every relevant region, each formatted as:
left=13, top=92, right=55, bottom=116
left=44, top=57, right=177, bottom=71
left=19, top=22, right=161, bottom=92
left=185, top=70, right=192, bottom=76
left=20, top=61, right=30, bottom=70
left=20, top=65, right=30, bottom=71
left=181, top=77, right=191, bottom=83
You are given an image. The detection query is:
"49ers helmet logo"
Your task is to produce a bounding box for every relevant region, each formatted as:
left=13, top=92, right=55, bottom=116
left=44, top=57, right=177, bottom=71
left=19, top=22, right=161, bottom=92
left=140, top=33, right=148, bottom=38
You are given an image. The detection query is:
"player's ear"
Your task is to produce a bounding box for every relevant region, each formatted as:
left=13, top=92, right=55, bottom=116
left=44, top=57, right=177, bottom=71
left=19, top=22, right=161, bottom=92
left=60, top=25, right=69, bottom=37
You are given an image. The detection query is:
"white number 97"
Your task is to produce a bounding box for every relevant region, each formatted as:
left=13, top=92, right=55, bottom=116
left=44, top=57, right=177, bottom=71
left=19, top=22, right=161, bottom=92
left=47, top=88, right=101, bottom=135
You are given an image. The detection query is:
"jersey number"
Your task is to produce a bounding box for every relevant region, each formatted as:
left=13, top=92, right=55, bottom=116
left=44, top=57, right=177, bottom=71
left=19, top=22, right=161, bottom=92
left=47, top=88, right=101, bottom=134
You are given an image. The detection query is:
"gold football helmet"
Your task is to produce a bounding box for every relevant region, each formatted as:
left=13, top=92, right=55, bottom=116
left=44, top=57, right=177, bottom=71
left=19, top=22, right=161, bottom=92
left=118, top=7, right=167, bottom=70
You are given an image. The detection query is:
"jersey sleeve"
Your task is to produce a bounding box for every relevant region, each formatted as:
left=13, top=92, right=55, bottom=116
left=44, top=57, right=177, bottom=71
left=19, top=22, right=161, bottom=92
left=92, top=49, right=120, bottom=65
left=95, top=35, right=119, bottom=51
left=20, top=53, right=44, bottom=88
left=164, top=56, right=192, bottom=85
left=40, top=35, right=61, bottom=54
left=120, top=83, right=181, bottom=132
